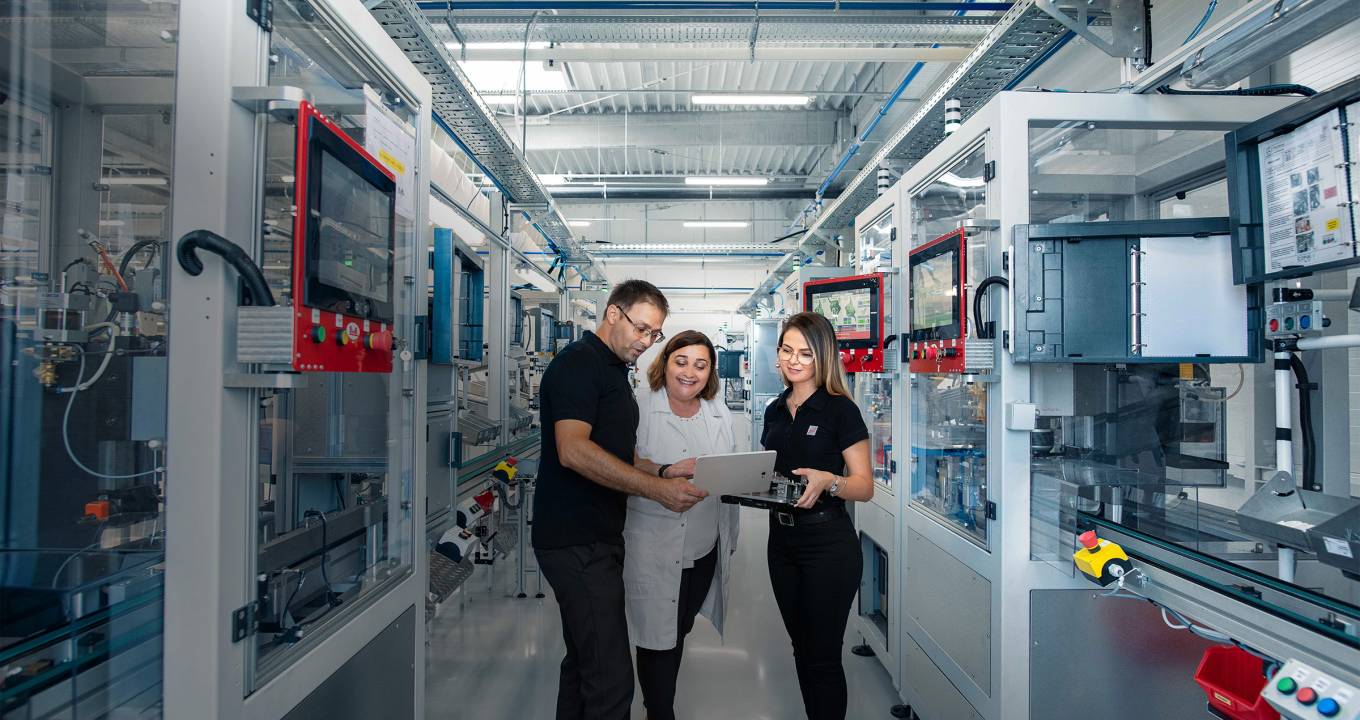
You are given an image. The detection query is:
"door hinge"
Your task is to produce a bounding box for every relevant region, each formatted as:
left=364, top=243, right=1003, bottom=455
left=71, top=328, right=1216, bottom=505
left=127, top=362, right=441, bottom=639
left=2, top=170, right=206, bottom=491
left=983, top=161, right=996, bottom=182
left=890, top=460, right=898, bottom=475
left=232, top=601, right=260, bottom=642
left=246, top=0, right=274, bottom=32
left=985, top=501, right=997, bottom=521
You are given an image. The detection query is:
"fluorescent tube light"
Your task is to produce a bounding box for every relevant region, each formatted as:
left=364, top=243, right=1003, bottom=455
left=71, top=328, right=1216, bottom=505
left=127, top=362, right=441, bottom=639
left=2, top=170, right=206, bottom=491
left=568, top=220, right=592, bottom=227
left=100, top=176, right=167, bottom=186
left=539, top=174, right=569, bottom=186
left=683, top=176, right=769, bottom=187
left=683, top=221, right=749, bottom=229
left=692, top=94, right=812, bottom=106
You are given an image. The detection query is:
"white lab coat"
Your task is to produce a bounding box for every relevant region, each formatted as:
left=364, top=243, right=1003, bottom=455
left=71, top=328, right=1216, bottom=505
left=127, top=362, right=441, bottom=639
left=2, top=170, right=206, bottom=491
left=622, top=387, right=741, bottom=650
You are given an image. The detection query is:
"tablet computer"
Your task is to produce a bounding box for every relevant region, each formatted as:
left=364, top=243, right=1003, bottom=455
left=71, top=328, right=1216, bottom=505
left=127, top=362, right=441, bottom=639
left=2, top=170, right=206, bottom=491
left=692, top=450, right=777, bottom=496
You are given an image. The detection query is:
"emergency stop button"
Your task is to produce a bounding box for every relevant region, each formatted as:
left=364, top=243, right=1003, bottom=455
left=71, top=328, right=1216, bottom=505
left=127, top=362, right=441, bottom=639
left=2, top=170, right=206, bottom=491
left=365, top=330, right=393, bottom=352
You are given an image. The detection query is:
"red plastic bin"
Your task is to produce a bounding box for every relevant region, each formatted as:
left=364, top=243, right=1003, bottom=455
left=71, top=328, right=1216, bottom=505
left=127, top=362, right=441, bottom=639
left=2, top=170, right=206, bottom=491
left=1193, top=645, right=1280, bottom=720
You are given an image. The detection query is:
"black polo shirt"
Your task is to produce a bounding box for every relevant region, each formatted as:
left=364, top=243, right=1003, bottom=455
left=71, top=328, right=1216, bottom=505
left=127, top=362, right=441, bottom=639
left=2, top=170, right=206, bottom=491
left=760, top=386, right=869, bottom=512
left=532, top=331, right=640, bottom=549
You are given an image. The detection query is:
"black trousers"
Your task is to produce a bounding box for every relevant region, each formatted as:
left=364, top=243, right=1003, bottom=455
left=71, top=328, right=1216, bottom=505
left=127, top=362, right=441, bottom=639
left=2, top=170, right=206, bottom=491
left=635, top=545, right=719, bottom=720
left=767, top=511, right=862, bottom=720
left=535, top=541, right=634, bottom=720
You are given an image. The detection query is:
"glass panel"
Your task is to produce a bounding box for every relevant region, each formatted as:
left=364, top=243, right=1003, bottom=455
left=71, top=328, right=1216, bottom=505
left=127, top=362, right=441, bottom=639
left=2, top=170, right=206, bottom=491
left=910, top=376, right=989, bottom=546
left=251, top=2, right=417, bottom=687
left=0, top=2, right=178, bottom=717
left=1028, top=122, right=1229, bottom=224
left=912, top=142, right=987, bottom=246
left=862, top=376, right=894, bottom=489
left=855, top=209, right=896, bottom=489
left=1158, top=179, right=1230, bottom=219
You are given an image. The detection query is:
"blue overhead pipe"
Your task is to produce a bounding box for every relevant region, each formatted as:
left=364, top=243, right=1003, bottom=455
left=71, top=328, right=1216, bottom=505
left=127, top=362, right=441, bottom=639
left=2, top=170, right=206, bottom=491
left=417, top=1, right=1011, bottom=10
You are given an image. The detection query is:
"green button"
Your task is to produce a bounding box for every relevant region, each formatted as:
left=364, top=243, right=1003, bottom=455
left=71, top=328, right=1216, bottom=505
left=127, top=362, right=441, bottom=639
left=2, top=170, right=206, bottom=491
left=311, top=326, right=327, bottom=343
left=1276, top=677, right=1297, bottom=695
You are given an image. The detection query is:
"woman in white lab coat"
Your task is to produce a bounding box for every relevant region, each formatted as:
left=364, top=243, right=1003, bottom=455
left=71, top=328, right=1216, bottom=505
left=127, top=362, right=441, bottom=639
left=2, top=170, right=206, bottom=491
left=624, top=330, right=739, bottom=720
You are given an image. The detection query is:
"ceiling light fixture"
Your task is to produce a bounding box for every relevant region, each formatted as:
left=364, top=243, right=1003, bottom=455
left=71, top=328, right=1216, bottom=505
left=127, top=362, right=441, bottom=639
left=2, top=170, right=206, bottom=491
left=683, top=221, right=749, bottom=229
left=683, top=176, right=770, bottom=187
left=568, top=220, right=592, bottom=227
left=538, top=174, right=569, bottom=186
left=692, top=94, right=813, bottom=106
left=445, top=41, right=551, bottom=51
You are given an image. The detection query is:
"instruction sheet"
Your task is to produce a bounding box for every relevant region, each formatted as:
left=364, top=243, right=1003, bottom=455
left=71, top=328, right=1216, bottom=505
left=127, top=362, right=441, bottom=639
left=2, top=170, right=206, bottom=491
left=1348, top=101, right=1360, bottom=249
left=364, top=86, right=417, bottom=220
left=1258, top=108, right=1353, bottom=274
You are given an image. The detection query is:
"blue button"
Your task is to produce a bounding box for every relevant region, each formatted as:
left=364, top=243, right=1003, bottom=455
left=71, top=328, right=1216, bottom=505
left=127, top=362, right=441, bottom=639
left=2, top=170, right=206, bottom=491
left=1301, top=315, right=1312, bottom=330
left=1317, top=698, right=1340, bottom=717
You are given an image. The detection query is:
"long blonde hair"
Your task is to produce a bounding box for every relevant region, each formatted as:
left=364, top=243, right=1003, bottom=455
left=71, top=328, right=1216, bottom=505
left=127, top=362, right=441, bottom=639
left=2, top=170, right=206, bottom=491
left=778, top=311, right=851, bottom=397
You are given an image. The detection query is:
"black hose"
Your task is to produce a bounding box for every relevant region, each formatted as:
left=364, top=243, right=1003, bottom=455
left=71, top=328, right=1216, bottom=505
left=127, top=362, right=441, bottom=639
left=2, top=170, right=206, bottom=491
left=1288, top=353, right=1316, bottom=491
left=972, top=276, right=1009, bottom=340
left=175, top=229, right=277, bottom=307
left=493, top=475, right=523, bottom=511
left=1156, top=83, right=1317, bottom=97
left=118, top=239, right=161, bottom=278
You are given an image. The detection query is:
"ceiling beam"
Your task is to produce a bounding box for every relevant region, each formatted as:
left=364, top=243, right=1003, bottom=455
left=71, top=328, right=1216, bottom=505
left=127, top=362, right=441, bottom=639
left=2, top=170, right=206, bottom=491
left=461, top=46, right=970, bottom=62
left=507, top=109, right=841, bottom=151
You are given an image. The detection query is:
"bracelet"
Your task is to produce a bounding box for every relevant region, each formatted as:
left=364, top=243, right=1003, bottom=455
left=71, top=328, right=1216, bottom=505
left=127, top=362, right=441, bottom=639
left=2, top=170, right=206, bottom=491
left=828, top=475, right=842, bottom=496
left=657, top=463, right=672, bottom=478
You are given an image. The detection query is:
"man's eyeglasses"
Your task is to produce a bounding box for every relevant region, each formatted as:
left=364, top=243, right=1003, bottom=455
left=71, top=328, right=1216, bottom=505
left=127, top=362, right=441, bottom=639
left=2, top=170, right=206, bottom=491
left=615, top=304, right=665, bottom=344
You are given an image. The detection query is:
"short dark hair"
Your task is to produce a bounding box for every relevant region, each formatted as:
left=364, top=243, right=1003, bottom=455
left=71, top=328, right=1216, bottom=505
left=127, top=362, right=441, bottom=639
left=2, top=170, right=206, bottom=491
left=606, top=279, right=669, bottom=315
left=647, top=330, right=719, bottom=400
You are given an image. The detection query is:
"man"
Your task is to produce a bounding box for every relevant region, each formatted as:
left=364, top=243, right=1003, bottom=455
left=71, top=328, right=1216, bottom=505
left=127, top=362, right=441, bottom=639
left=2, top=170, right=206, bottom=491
left=533, top=279, right=709, bottom=720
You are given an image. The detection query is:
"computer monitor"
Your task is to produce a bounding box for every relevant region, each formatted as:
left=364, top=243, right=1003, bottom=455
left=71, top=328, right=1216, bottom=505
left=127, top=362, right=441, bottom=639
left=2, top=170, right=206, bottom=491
left=802, top=273, right=885, bottom=373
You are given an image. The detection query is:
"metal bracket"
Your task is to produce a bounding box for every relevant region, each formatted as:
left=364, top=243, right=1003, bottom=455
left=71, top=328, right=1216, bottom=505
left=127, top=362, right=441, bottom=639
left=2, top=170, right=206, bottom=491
left=246, top=0, right=274, bottom=32
left=985, top=501, right=998, bottom=521
left=443, top=4, right=469, bottom=62
left=1033, top=0, right=1125, bottom=59
left=232, top=601, right=260, bottom=642
left=232, top=85, right=310, bottom=122
left=961, top=218, right=1001, bottom=236
left=983, top=160, right=997, bottom=182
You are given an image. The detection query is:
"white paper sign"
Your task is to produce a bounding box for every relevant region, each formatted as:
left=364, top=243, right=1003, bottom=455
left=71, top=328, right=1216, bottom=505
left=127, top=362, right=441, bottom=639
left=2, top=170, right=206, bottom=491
left=1324, top=536, right=1354, bottom=559
left=364, top=87, right=417, bottom=220
left=1258, top=109, right=1354, bottom=273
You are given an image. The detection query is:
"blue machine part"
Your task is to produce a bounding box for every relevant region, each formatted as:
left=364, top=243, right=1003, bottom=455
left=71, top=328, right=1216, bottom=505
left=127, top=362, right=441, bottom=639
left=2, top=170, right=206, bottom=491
left=432, top=228, right=454, bottom=365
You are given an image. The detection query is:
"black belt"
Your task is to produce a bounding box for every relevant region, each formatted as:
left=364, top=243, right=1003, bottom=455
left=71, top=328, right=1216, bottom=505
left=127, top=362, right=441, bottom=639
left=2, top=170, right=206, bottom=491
left=771, top=505, right=846, bottom=528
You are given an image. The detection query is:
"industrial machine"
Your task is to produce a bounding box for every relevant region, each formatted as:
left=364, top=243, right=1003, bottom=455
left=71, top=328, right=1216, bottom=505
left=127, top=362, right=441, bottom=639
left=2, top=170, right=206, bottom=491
left=890, top=89, right=1360, bottom=720
left=846, top=185, right=908, bottom=695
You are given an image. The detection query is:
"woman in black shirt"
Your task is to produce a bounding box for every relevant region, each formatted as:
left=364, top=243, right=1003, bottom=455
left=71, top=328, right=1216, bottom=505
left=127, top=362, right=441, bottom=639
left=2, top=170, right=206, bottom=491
left=760, top=311, right=873, bottom=720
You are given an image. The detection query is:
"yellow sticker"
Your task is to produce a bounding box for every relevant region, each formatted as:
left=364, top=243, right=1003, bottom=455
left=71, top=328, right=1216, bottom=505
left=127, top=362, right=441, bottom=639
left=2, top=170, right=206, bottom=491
left=1327, top=218, right=1341, bottom=232
left=377, top=149, right=406, bottom=175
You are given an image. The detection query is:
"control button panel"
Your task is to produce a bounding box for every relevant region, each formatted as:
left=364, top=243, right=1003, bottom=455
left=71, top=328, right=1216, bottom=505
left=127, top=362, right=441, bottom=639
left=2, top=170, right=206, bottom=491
left=1262, top=659, right=1358, bottom=720
left=1266, top=300, right=1324, bottom=339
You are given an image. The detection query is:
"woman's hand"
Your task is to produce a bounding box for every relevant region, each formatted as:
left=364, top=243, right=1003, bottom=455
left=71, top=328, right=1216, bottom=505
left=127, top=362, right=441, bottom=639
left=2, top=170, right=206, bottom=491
left=791, top=468, right=837, bottom=509
left=663, top=457, right=698, bottom=479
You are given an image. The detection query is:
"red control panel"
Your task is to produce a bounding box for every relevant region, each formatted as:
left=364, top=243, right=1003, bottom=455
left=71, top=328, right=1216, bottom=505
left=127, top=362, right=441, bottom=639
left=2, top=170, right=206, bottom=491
left=803, top=272, right=886, bottom=374
left=290, top=101, right=396, bottom=373
left=907, top=228, right=968, bottom=374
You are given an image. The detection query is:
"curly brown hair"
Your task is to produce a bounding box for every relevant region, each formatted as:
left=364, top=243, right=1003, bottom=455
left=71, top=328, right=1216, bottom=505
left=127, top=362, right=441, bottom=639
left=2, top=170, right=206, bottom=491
left=646, top=330, right=719, bottom=401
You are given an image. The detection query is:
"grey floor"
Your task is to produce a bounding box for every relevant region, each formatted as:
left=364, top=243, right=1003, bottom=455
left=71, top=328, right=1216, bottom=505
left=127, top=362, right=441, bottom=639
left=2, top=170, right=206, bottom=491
left=425, top=506, right=904, bottom=719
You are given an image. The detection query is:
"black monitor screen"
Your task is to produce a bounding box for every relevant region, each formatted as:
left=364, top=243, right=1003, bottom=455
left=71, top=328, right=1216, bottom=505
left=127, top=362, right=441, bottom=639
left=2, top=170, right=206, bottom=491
left=316, top=150, right=392, bottom=305
left=809, top=287, right=873, bottom=341
left=302, top=115, right=397, bottom=323
left=911, top=249, right=958, bottom=331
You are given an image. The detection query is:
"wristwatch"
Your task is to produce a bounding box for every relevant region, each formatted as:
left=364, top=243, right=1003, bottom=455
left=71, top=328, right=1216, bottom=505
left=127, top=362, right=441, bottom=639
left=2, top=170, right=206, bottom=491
left=827, top=475, right=843, bottom=496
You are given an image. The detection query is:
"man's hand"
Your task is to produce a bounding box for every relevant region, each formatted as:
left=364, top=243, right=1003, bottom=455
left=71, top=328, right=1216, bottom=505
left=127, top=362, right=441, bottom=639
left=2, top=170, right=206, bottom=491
left=662, top=457, right=697, bottom=478
left=650, top=477, right=708, bottom=513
